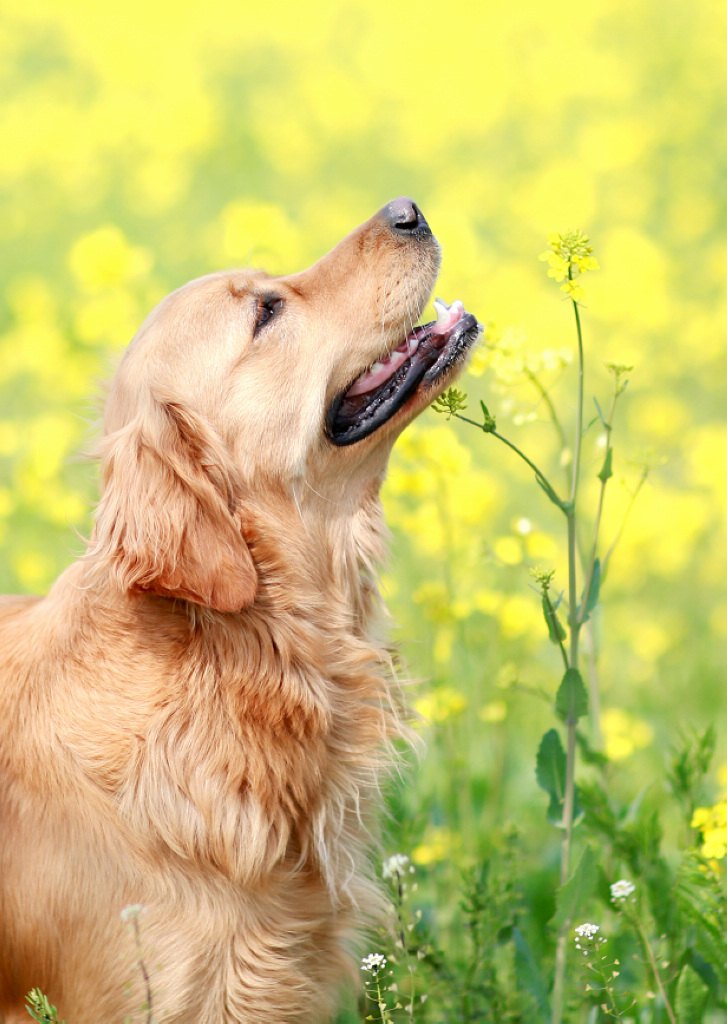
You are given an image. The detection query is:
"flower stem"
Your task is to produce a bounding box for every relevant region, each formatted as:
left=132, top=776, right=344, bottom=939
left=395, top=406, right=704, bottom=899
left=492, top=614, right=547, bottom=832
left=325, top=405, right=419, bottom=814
left=453, top=412, right=565, bottom=510
left=552, top=286, right=586, bottom=1024
left=633, top=917, right=676, bottom=1024
left=601, top=468, right=649, bottom=583
left=128, top=916, right=153, bottom=1024
left=525, top=368, right=569, bottom=453
left=578, top=385, right=619, bottom=627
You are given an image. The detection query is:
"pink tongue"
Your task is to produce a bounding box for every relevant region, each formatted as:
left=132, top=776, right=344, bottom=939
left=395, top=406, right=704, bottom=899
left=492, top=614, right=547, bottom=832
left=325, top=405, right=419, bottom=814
left=346, top=301, right=465, bottom=398
left=346, top=337, right=418, bottom=397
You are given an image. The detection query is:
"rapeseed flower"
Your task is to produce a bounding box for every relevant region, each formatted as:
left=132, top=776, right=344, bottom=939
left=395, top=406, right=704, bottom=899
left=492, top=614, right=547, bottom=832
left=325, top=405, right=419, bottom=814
left=540, top=231, right=599, bottom=301
left=692, top=800, right=727, bottom=859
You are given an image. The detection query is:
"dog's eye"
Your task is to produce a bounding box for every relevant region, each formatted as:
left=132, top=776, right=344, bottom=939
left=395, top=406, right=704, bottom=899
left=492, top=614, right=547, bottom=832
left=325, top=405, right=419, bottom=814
left=254, top=296, right=284, bottom=335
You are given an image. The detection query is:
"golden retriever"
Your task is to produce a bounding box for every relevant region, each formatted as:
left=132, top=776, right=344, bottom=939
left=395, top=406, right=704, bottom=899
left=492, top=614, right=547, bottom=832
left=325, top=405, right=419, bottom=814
left=0, top=198, right=480, bottom=1024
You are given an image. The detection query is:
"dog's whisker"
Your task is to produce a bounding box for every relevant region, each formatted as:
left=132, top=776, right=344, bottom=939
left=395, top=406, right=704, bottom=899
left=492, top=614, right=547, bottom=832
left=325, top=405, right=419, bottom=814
left=301, top=477, right=342, bottom=506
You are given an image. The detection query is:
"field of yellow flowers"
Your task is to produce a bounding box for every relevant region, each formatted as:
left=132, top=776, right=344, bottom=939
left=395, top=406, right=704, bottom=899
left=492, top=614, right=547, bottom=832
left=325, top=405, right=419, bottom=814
left=4, top=0, right=727, bottom=1020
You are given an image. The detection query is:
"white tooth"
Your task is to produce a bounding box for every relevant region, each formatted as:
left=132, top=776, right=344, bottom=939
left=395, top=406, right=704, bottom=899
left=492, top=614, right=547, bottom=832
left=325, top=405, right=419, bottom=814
left=433, top=297, right=449, bottom=327
left=369, top=360, right=385, bottom=374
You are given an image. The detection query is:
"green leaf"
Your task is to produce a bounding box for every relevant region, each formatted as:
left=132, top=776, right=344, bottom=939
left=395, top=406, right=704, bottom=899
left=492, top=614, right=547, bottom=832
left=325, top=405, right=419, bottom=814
left=542, top=594, right=567, bottom=645
left=479, top=400, right=496, bottom=432
left=555, top=668, right=588, bottom=724
left=676, top=963, right=709, bottom=1023
left=681, top=950, right=719, bottom=1000
left=675, top=852, right=727, bottom=985
left=578, top=779, right=617, bottom=833
left=593, top=395, right=607, bottom=428
left=575, top=730, right=609, bottom=768
left=536, top=730, right=566, bottom=824
left=536, top=729, right=583, bottom=825
left=513, top=926, right=550, bottom=1022
left=550, top=845, right=598, bottom=932
left=597, top=446, right=613, bottom=483
left=579, top=558, right=601, bottom=624
left=25, top=990, right=65, bottom=1024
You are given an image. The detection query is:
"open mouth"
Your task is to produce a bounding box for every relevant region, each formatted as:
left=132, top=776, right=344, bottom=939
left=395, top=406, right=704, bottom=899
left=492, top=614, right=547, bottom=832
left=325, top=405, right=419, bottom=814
left=325, top=299, right=481, bottom=446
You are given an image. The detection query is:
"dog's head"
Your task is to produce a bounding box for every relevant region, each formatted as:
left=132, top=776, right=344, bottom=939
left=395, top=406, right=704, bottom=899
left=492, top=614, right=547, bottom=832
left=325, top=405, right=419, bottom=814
left=92, top=199, right=480, bottom=612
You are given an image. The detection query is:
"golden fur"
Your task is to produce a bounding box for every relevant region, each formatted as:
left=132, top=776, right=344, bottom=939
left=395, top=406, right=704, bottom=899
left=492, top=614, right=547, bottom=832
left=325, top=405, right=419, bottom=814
left=0, top=201, right=462, bottom=1023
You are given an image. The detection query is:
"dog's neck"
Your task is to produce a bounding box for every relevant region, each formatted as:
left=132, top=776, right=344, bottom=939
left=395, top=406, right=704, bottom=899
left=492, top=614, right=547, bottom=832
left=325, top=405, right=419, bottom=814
left=244, top=479, right=389, bottom=634
left=61, top=481, right=401, bottom=893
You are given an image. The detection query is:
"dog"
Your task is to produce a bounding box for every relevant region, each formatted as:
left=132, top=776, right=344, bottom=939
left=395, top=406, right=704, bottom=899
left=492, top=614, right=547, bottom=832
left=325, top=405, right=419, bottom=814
left=0, top=198, right=480, bottom=1024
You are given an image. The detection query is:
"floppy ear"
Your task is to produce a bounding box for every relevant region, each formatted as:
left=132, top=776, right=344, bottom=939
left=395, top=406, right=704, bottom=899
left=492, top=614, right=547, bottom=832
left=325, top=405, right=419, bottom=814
left=91, top=397, right=257, bottom=612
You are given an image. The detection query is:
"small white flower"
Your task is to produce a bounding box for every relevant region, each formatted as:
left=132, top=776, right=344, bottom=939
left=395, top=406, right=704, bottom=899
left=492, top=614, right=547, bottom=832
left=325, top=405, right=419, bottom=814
left=610, top=879, right=636, bottom=904
left=361, top=953, right=387, bottom=975
left=574, top=922, right=605, bottom=956
left=382, top=854, right=410, bottom=879
left=120, top=904, right=146, bottom=924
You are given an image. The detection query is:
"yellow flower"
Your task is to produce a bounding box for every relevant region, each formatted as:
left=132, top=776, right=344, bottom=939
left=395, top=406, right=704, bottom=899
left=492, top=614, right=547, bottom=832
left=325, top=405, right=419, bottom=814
left=691, top=800, right=727, bottom=860
left=702, top=828, right=727, bottom=860
left=539, top=230, right=599, bottom=301
left=691, top=807, right=712, bottom=830
left=560, top=278, right=585, bottom=302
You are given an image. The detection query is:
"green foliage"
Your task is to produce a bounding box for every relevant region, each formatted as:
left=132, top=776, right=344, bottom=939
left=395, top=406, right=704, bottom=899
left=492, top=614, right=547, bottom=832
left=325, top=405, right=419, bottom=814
left=675, top=852, right=727, bottom=989
left=357, top=231, right=727, bottom=1024
left=542, top=591, right=568, bottom=647
left=551, top=846, right=597, bottom=933
left=668, top=726, right=716, bottom=822
left=432, top=389, right=468, bottom=420
left=25, top=990, right=64, bottom=1024
left=676, top=965, right=709, bottom=1024
left=555, top=669, right=589, bottom=725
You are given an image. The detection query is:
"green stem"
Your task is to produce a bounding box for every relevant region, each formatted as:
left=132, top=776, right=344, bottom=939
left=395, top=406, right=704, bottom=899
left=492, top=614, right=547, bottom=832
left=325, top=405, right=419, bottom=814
left=633, top=917, right=676, bottom=1024
left=601, top=468, right=649, bottom=583
left=569, top=296, right=585, bottom=511
left=552, top=286, right=586, bottom=1024
left=454, top=413, right=565, bottom=510
left=374, top=974, right=393, bottom=1024
left=129, top=916, right=153, bottom=1024
left=578, top=387, right=619, bottom=628
left=588, top=958, right=625, bottom=1018
left=493, top=430, right=564, bottom=509
left=526, top=368, right=569, bottom=452
left=543, top=589, right=570, bottom=671
left=394, top=873, right=416, bottom=1022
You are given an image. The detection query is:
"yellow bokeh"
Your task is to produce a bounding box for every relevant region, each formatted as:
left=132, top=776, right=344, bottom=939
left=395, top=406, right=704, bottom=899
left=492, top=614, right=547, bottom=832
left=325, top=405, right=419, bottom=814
left=479, top=700, right=508, bottom=724
left=498, top=595, right=543, bottom=640
left=68, top=226, right=153, bottom=292
left=415, top=687, right=468, bottom=725
left=601, top=708, right=654, bottom=761
left=215, top=200, right=303, bottom=272
left=412, top=826, right=460, bottom=867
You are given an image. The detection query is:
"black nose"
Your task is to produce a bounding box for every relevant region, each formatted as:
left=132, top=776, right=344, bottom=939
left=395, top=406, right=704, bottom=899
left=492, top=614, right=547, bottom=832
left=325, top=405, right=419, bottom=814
left=381, top=197, right=431, bottom=236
